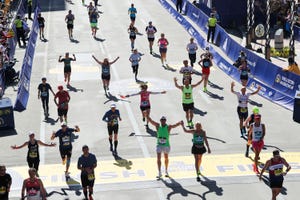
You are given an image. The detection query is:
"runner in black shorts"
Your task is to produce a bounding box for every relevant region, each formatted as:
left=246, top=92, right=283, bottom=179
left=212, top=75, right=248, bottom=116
left=65, top=10, right=75, bottom=39
left=128, top=23, right=138, bottom=50
left=58, top=53, right=76, bottom=86
left=145, top=21, right=157, bottom=54
left=37, top=13, right=45, bottom=40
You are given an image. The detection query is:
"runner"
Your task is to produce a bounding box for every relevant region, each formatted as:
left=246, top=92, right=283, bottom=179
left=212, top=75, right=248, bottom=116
left=125, top=84, right=166, bottom=128
left=102, top=104, right=122, bottom=155
left=58, top=52, right=76, bottom=86
left=0, top=165, right=12, bottom=200
left=21, top=168, right=46, bottom=200
left=181, top=122, right=211, bottom=182
left=259, top=150, right=291, bottom=200
left=147, top=116, right=182, bottom=178
left=179, top=60, right=196, bottom=84
left=128, top=3, right=137, bottom=24
left=231, top=81, right=261, bottom=137
left=145, top=21, right=157, bottom=54
left=129, top=49, right=141, bottom=80
left=157, top=33, right=169, bottom=67
left=128, top=23, right=138, bottom=51
left=11, top=131, right=56, bottom=173
left=92, top=55, right=120, bottom=95
left=38, top=77, right=55, bottom=118
left=239, top=60, right=250, bottom=87
left=243, top=106, right=260, bottom=157
left=186, top=38, right=198, bottom=67
left=37, top=13, right=45, bottom=40
left=65, top=10, right=75, bottom=39
left=200, top=47, right=213, bottom=60
left=249, top=114, right=265, bottom=173
left=77, top=145, right=97, bottom=200
left=54, top=85, right=70, bottom=123
left=174, top=77, right=203, bottom=128
left=89, top=8, right=99, bottom=38
left=198, top=52, right=213, bottom=92
left=51, top=122, right=80, bottom=174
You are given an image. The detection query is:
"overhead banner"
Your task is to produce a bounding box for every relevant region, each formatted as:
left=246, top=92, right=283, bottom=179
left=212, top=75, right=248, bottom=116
left=159, top=0, right=299, bottom=110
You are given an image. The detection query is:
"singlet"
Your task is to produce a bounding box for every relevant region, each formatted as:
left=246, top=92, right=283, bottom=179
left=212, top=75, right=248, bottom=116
left=157, top=125, right=170, bottom=147
left=66, top=14, right=74, bottom=25
left=193, top=132, right=204, bottom=146
left=158, top=38, right=168, bottom=49
left=15, top=19, right=22, bottom=28
left=101, top=64, right=110, bottom=76
left=25, top=178, right=41, bottom=200
left=234, top=92, right=251, bottom=108
left=146, top=26, right=157, bottom=38
left=128, top=7, right=137, bottom=17
left=27, top=140, right=39, bottom=159
left=251, top=123, right=263, bottom=142
left=182, top=85, right=193, bottom=104
left=202, top=58, right=211, bottom=68
left=269, top=158, right=284, bottom=176
left=55, top=128, right=75, bottom=149
left=129, top=26, right=137, bottom=37
left=140, top=91, right=150, bottom=107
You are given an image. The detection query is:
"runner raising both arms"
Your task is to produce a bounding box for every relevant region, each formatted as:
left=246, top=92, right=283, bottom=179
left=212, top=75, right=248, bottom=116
left=58, top=52, right=76, bottom=86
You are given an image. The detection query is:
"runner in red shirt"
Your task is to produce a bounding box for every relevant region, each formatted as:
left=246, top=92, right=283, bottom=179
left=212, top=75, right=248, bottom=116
left=21, top=168, right=46, bottom=200
left=54, top=85, right=70, bottom=123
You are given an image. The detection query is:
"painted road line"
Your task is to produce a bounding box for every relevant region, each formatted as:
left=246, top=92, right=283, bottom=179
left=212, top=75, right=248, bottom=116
left=7, top=152, right=300, bottom=190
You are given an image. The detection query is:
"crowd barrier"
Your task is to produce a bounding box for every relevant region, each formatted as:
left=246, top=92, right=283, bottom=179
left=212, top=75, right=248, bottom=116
left=14, top=6, right=40, bottom=111
left=160, top=0, right=299, bottom=110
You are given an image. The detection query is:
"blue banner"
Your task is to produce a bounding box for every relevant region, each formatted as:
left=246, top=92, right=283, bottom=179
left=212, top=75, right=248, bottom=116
left=14, top=6, right=40, bottom=111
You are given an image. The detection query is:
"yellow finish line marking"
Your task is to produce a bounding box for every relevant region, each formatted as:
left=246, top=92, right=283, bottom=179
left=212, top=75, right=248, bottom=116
left=8, top=152, right=300, bottom=189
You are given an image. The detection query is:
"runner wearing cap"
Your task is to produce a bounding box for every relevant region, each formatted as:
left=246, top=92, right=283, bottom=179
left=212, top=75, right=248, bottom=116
left=259, top=150, right=291, bottom=200
left=231, top=81, right=261, bottom=137
left=147, top=115, right=183, bottom=178
left=102, top=104, right=122, bottom=155
left=181, top=122, right=211, bottom=182
left=145, top=21, right=157, bottom=54
left=38, top=77, right=55, bottom=119
left=11, top=132, right=56, bottom=173
left=125, top=84, right=166, bottom=128
left=174, top=77, right=203, bottom=128
left=92, top=55, right=120, bottom=95
left=77, top=145, right=97, bottom=200
left=249, top=114, right=265, bottom=173
left=51, top=123, right=80, bottom=174
left=186, top=38, right=198, bottom=67
left=243, top=106, right=260, bottom=157
left=54, top=85, right=70, bottom=123
left=58, top=52, right=76, bottom=86
left=129, top=49, right=141, bottom=81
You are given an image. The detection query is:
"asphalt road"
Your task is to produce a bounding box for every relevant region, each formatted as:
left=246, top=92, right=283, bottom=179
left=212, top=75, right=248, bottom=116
left=1, top=0, right=300, bottom=199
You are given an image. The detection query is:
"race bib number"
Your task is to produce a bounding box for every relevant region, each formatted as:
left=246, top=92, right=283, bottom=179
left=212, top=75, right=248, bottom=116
left=88, top=173, right=95, bottom=181
left=254, top=131, right=262, bottom=140
left=158, top=138, right=166, bottom=145
left=194, top=136, right=203, bottom=143
left=62, top=136, right=70, bottom=146
left=240, top=107, right=247, bottom=113
left=141, top=101, right=149, bottom=106
left=41, top=91, right=47, bottom=97
left=28, top=188, right=38, bottom=196
left=0, top=186, right=6, bottom=194
left=274, top=168, right=283, bottom=176
left=29, top=152, right=38, bottom=158
left=185, top=93, right=191, bottom=99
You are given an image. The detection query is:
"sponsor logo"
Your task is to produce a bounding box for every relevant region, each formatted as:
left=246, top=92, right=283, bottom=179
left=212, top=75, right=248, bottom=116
left=176, top=15, right=183, bottom=22
left=219, top=61, right=230, bottom=72
left=192, top=12, right=199, bottom=19
left=222, top=38, right=227, bottom=51
left=188, top=27, right=195, bottom=36
left=275, top=74, right=294, bottom=90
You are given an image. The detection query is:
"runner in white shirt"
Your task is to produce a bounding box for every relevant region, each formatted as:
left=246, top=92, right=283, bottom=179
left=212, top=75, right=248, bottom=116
left=179, top=60, right=196, bottom=84
left=186, top=38, right=198, bottom=66
left=129, top=49, right=141, bottom=81
left=145, top=21, right=157, bottom=54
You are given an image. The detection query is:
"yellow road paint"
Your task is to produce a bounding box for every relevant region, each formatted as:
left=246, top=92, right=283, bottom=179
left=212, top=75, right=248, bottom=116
left=8, top=152, right=300, bottom=189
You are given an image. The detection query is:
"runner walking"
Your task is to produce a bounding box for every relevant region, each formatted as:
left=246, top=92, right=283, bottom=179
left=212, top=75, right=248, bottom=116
left=38, top=77, right=55, bottom=118
left=128, top=23, right=138, bottom=51
left=198, top=52, right=213, bottom=92
left=54, top=85, right=70, bottom=123
left=0, top=165, right=12, bottom=200
left=157, top=33, right=169, bottom=67
left=129, top=49, right=141, bottom=80
left=51, top=122, right=80, bottom=174
left=125, top=84, right=166, bottom=128
left=145, top=21, right=157, bottom=54
left=11, top=131, right=56, bottom=173
left=231, top=82, right=261, bottom=137
left=58, top=52, right=76, bottom=86
left=77, top=145, right=97, bottom=200
left=128, top=4, right=137, bottom=24
left=259, top=150, right=291, bottom=200
left=174, top=77, right=203, bottom=128
left=147, top=116, right=182, bottom=178
left=102, top=104, right=122, bottom=155
left=65, top=10, right=75, bottom=39
left=186, top=38, right=198, bottom=67
left=37, top=13, right=45, bottom=40
left=249, top=114, right=265, bottom=173
left=21, top=168, right=46, bottom=200
left=181, top=122, right=211, bottom=182
left=89, top=8, right=99, bottom=38
left=92, top=55, right=120, bottom=95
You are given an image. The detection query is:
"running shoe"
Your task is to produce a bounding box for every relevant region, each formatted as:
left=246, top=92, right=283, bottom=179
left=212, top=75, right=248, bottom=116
left=203, top=87, right=208, bottom=92
left=190, top=121, right=194, bottom=128
left=252, top=164, right=259, bottom=174
left=165, top=171, right=169, bottom=177
left=196, top=176, right=201, bottom=182
left=156, top=172, right=162, bottom=179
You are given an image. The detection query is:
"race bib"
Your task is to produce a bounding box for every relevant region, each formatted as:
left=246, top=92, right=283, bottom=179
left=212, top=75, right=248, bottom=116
left=185, top=93, right=191, bottom=99
left=62, top=136, right=70, bottom=146
left=194, top=136, right=203, bottom=143
left=254, top=131, right=262, bottom=140
left=274, top=168, right=283, bottom=176
left=28, top=188, right=38, bottom=196
left=41, top=91, right=48, bottom=97
left=158, top=138, right=166, bottom=144
left=29, top=152, right=38, bottom=158
left=88, top=173, right=95, bottom=181
left=141, top=101, right=149, bottom=106
left=240, top=107, right=247, bottom=113
left=0, top=186, right=6, bottom=194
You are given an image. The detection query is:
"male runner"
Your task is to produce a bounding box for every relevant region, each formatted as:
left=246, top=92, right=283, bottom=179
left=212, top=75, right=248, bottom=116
left=145, top=21, right=157, bottom=54
left=179, top=60, right=196, bottom=84
left=54, top=85, right=70, bottom=123
left=186, top=38, right=198, bottom=67
left=0, top=165, right=12, bottom=200
left=128, top=4, right=137, bottom=24
left=38, top=77, right=55, bottom=118
left=65, top=10, right=75, bottom=39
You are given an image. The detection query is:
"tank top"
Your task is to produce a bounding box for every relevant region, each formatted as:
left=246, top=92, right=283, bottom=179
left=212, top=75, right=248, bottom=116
left=129, top=27, right=136, bottom=36
left=269, top=158, right=284, bottom=176
left=27, top=140, right=39, bottom=159
left=193, top=132, right=204, bottom=146
left=66, top=14, right=74, bottom=24
left=146, top=26, right=156, bottom=38
left=202, top=58, right=211, bottom=68
left=25, top=178, right=41, bottom=199
left=140, top=91, right=150, bottom=107
left=102, top=64, right=110, bottom=75
left=157, top=125, right=170, bottom=147
left=182, top=85, right=193, bottom=104
left=251, top=123, right=263, bottom=142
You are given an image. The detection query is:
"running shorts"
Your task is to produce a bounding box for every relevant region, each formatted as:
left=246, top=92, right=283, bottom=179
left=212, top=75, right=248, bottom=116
left=90, top=22, right=97, bottom=28
left=130, top=16, right=136, bottom=21
left=57, top=108, right=68, bottom=117
left=148, top=37, right=155, bottom=42
left=202, top=68, right=210, bottom=76
left=189, top=53, right=196, bottom=64
left=67, top=24, right=73, bottom=29
left=182, top=103, right=194, bottom=112
left=108, top=125, right=118, bottom=135
left=192, top=145, right=207, bottom=155
left=159, top=47, right=167, bottom=54
left=252, top=140, right=264, bottom=152
left=156, top=145, right=170, bottom=154
left=140, top=105, right=150, bottom=111
left=81, top=172, right=95, bottom=187
left=269, top=175, right=284, bottom=188
left=237, top=106, right=248, bottom=119
left=59, top=147, right=72, bottom=159
left=101, top=74, right=111, bottom=81
left=64, top=66, right=71, bottom=73
left=129, top=35, right=136, bottom=40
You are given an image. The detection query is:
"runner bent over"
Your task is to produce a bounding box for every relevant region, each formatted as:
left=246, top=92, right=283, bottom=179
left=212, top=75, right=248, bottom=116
left=102, top=104, right=122, bottom=155
left=54, top=85, right=70, bottom=123
left=147, top=116, right=182, bottom=178
left=128, top=23, right=138, bottom=50
left=186, top=38, right=198, bottom=67
left=51, top=122, right=80, bottom=174
left=77, top=145, right=97, bottom=200
left=65, top=10, right=75, bottom=39
left=129, top=49, right=141, bottom=80
left=157, top=33, right=169, bottom=67
left=21, top=168, right=46, bottom=200
left=174, top=77, right=203, bottom=128
left=145, top=21, right=157, bottom=54
left=58, top=52, right=76, bottom=86
left=38, top=77, right=55, bottom=118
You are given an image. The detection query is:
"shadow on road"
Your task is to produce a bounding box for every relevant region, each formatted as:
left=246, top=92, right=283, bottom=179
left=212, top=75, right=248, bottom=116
left=46, top=175, right=82, bottom=198
left=104, top=92, right=131, bottom=104
left=205, top=91, right=224, bottom=100
left=200, top=175, right=223, bottom=200
left=113, top=154, right=133, bottom=170
left=208, top=81, right=224, bottom=90
left=67, top=85, right=83, bottom=92
left=194, top=107, right=207, bottom=116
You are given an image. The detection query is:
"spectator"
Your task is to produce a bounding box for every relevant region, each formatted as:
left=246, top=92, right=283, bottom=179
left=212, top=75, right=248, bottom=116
left=176, top=0, right=183, bottom=14
left=14, top=15, right=26, bottom=47
left=283, top=57, right=300, bottom=75
left=207, top=13, right=217, bottom=43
